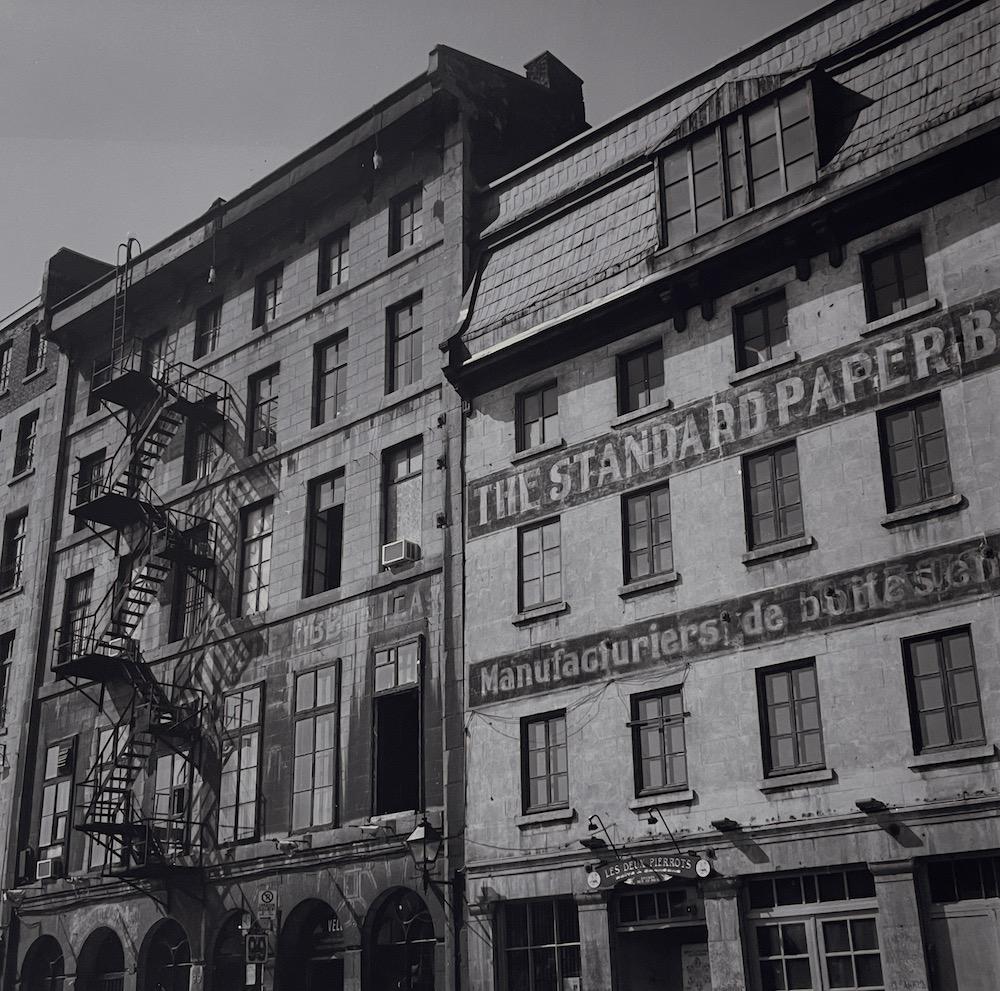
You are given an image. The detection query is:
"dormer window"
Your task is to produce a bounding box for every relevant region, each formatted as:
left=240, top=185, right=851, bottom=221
left=658, top=80, right=817, bottom=247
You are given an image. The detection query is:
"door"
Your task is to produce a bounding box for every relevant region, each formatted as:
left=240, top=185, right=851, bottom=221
left=929, top=904, right=1000, bottom=991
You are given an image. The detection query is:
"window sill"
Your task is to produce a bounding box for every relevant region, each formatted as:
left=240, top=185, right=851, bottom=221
left=618, top=571, right=681, bottom=598
left=860, top=297, right=939, bottom=337
left=758, top=767, right=835, bottom=792
left=611, top=397, right=674, bottom=430
left=629, top=789, right=695, bottom=811
left=742, top=534, right=814, bottom=564
left=8, top=468, right=35, bottom=486
left=907, top=743, right=996, bottom=770
left=516, top=807, right=575, bottom=829
left=22, top=367, right=48, bottom=384
left=728, top=350, right=799, bottom=386
left=0, top=585, right=24, bottom=603
left=511, top=437, right=566, bottom=465
left=513, top=601, right=569, bottom=625
left=881, top=492, right=963, bottom=527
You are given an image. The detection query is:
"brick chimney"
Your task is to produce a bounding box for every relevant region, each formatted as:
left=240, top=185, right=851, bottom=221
left=525, top=52, right=585, bottom=126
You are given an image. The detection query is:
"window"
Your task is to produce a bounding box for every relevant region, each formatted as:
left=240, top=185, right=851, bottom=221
left=387, top=296, right=423, bottom=392
left=373, top=640, right=421, bottom=815
left=39, top=740, right=75, bottom=861
left=0, top=631, right=13, bottom=728
left=154, top=750, right=193, bottom=856
left=0, top=340, right=12, bottom=392
left=623, top=484, right=673, bottom=583
left=862, top=235, right=928, bottom=321
left=170, top=561, right=210, bottom=641
left=735, top=292, right=789, bottom=370
left=631, top=688, right=687, bottom=795
left=660, top=84, right=816, bottom=245
left=903, top=628, right=983, bottom=753
left=253, top=265, right=283, bottom=327
left=85, top=724, right=127, bottom=872
left=13, top=409, right=39, bottom=475
left=878, top=394, right=951, bottom=512
left=312, top=333, right=347, bottom=426
left=306, top=471, right=345, bottom=596
left=318, top=228, right=350, bottom=292
left=26, top=323, right=47, bottom=375
left=238, top=501, right=273, bottom=615
left=502, top=899, right=581, bottom=991
left=182, top=421, right=219, bottom=483
left=516, top=383, right=558, bottom=452
left=292, top=664, right=339, bottom=830
left=521, top=711, right=568, bottom=813
left=219, top=685, right=262, bottom=843
left=617, top=341, right=664, bottom=415
left=383, top=439, right=422, bottom=546
left=60, top=571, right=94, bottom=660
left=518, top=518, right=561, bottom=611
left=74, top=450, right=106, bottom=530
left=759, top=661, right=824, bottom=775
left=247, top=365, right=279, bottom=451
left=0, top=509, right=27, bottom=592
left=928, top=855, right=1000, bottom=903
left=744, top=442, right=804, bottom=548
left=194, top=299, right=222, bottom=358
left=389, top=187, right=422, bottom=254
left=142, top=330, right=170, bottom=381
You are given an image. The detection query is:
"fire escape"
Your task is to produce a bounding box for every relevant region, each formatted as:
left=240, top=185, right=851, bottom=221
left=52, top=238, right=228, bottom=881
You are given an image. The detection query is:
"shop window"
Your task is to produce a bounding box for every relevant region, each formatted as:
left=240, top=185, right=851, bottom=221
left=0, top=340, right=12, bottom=392
left=502, top=899, right=581, bottom=991
left=516, top=382, right=558, bottom=452
left=758, top=660, right=824, bottom=775
left=735, top=291, right=789, bottom=370
left=521, top=710, right=568, bottom=813
left=389, top=187, right=423, bottom=255
left=862, top=235, right=928, bottom=321
left=743, top=442, right=804, bottom=548
left=903, top=628, right=983, bottom=753
left=623, top=484, right=673, bottom=584
left=318, top=227, right=350, bottom=292
left=74, top=449, right=106, bottom=530
left=238, top=500, right=273, bottom=615
left=293, top=664, right=339, bottom=830
left=0, top=630, right=13, bottom=728
left=247, top=365, right=279, bottom=452
left=182, top=421, right=218, bottom=483
left=518, top=518, right=562, bottom=611
left=630, top=688, right=687, bottom=795
left=219, top=685, right=262, bottom=844
left=373, top=640, right=421, bottom=815
left=0, top=508, right=27, bottom=591
left=194, top=298, right=222, bottom=358
left=313, top=333, right=348, bottom=426
left=382, top=438, right=422, bottom=546
left=13, top=408, right=39, bottom=474
left=877, top=394, right=952, bottom=512
left=306, top=471, right=345, bottom=596
left=928, top=855, right=1000, bottom=903
left=39, top=739, right=75, bottom=863
left=26, top=323, right=47, bottom=375
left=617, top=340, right=665, bottom=415
left=617, top=886, right=701, bottom=925
left=387, top=295, right=423, bottom=393
left=253, top=264, right=284, bottom=327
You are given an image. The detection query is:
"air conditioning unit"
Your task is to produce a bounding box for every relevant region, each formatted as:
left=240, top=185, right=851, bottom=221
left=36, top=858, right=63, bottom=882
left=381, top=539, right=420, bottom=568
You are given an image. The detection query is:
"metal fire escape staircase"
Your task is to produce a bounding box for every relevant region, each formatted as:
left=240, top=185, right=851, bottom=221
left=52, top=238, right=228, bottom=881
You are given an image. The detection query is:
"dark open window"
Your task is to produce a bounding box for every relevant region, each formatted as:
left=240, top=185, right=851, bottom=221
left=13, top=409, right=39, bottom=475
left=74, top=450, right=106, bottom=530
left=862, top=235, right=928, bottom=321
left=878, top=394, right=952, bottom=512
left=389, top=187, right=423, bottom=255
left=253, top=265, right=284, bottom=327
left=516, top=382, right=558, bottom=452
left=521, top=711, right=568, bottom=813
left=735, top=292, right=789, bottom=370
left=373, top=639, right=421, bottom=815
left=758, top=660, right=824, bottom=775
left=306, top=471, right=345, bottom=596
left=623, top=484, right=673, bottom=583
left=0, top=509, right=27, bottom=592
left=743, top=442, right=804, bottom=548
left=617, top=341, right=665, bottom=415
left=318, top=228, right=350, bottom=292
left=630, top=688, right=687, bottom=795
left=387, top=296, right=422, bottom=393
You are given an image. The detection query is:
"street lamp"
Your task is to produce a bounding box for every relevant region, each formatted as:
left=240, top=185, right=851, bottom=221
left=405, top=816, right=442, bottom=889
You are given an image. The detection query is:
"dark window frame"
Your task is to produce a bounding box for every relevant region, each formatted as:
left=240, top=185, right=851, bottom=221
left=38, top=736, right=76, bottom=862
left=170, top=554, right=212, bottom=643
left=861, top=233, right=929, bottom=322
left=26, top=323, right=47, bottom=376
left=622, top=483, right=674, bottom=584
left=742, top=441, right=805, bottom=549
left=13, top=408, right=39, bottom=475
left=312, top=332, right=348, bottom=427
left=74, top=450, right=106, bottom=532
left=501, top=898, right=582, bottom=991
left=757, top=659, right=826, bottom=777
left=182, top=420, right=218, bottom=484
left=515, top=381, right=559, bottom=452
left=629, top=686, right=688, bottom=797
left=317, top=227, right=350, bottom=293
left=518, top=517, right=562, bottom=611
left=0, top=339, right=12, bottom=393
left=521, top=709, right=569, bottom=814
left=616, top=340, right=665, bottom=415
left=0, top=630, right=14, bottom=728
left=734, top=291, right=790, bottom=371
left=386, top=295, right=423, bottom=393
left=382, top=438, right=423, bottom=547
left=253, top=264, right=284, bottom=328
left=219, top=683, right=264, bottom=845
left=305, top=470, right=345, bottom=597
left=247, top=364, right=279, bottom=453
left=194, top=298, right=223, bottom=359
left=389, top=186, right=423, bottom=255
left=877, top=393, right=952, bottom=513
left=292, top=661, right=340, bottom=832
left=0, top=508, right=28, bottom=592
left=237, top=499, right=273, bottom=617
left=372, top=637, right=423, bottom=816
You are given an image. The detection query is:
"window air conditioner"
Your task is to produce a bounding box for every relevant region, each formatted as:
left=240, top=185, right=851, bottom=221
left=36, top=858, right=63, bottom=881
left=381, top=539, right=420, bottom=568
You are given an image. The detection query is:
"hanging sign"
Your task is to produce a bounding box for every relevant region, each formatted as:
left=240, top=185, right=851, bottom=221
left=591, top=855, right=710, bottom=889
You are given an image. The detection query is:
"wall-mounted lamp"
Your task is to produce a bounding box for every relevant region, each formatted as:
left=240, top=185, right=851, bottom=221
left=405, top=816, right=442, bottom=890
left=855, top=798, right=888, bottom=814
left=711, top=818, right=741, bottom=832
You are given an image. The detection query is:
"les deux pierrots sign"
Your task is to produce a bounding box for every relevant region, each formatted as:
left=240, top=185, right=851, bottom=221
left=588, top=854, right=712, bottom=890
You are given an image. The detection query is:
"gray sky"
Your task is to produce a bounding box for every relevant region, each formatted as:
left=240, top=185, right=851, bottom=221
left=1, top=0, right=817, bottom=314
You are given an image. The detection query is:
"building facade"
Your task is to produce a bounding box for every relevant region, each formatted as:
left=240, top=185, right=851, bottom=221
left=447, top=1, right=1000, bottom=989
left=3, top=48, right=584, bottom=991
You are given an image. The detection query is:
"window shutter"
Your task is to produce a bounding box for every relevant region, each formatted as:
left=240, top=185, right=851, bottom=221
left=56, top=742, right=74, bottom=775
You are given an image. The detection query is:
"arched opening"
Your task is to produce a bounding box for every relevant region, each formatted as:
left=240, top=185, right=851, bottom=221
left=77, top=928, right=126, bottom=991
left=20, top=935, right=65, bottom=991
left=366, top=888, right=436, bottom=991
left=210, top=913, right=245, bottom=991
left=139, top=919, right=191, bottom=991
left=277, top=899, right=344, bottom=991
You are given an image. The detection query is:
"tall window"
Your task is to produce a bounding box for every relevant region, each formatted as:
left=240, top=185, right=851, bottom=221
left=744, top=442, right=804, bottom=548
left=313, top=334, right=348, bottom=426
left=373, top=639, right=421, bottom=815
left=0, top=509, right=27, bottom=592
left=863, top=235, right=928, bottom=321
left=194, top=298, right=222, bottom=358
left=521, top=711, right=568, bottom=813
left=248, top=365, right=279, bottom=451
left=26, top=323, right=47, bottom=375
left=13, top=409, right=39, bottom=475
left=219, top=685, right=262, bottom=844
left=631, top=688, right=687, bottom=795
left=254, top=265, right=284, bottom=327
left=306, top=472, right=345, bottom=596
left=387, top=296, right=423, bottom=392
left=39, top=740, right=75, bottom=861
left=0, top=340, right=12, bottom=392
left=617, top=341, right=664, bottom=415
left=383, top=439, right=422, bottom=546
left=154, top=750, right=193, bottom=856
left=85, top=724, right=126, bottom=871
left=182, top=421, right=218, bottom=483
left=74, top=450, right=106, bottom=530
left=171, top=563, right=210, bottom=641
left=660, top=84, right=816, bottom=245
left=516, top=383, right=558, bottom=452
left=759, top=661, right=824, bottom=775
left=142, top=330, right=170, bottom=382
left=87, top=355, right=108, bottom=415
left=318, top=228, right=350, bottom=292
left=518, top=518, right=561, bottom=611
left=389, top=187, right=423, bottom=254
left=0, top=631, right=13, bottom=728
left=61, top=571, right=94, bottom=660
left=502, top=900, right=581, bottom=991
left=292, top=664, right=339, bottom=830
left=238, top=501, right=273, bottom=615
left=735, top=292, right=789, bottom=370
left=904, top=628, right=983, bottom=753
left=878, top=395, right=951, bottom=512
left=623, top=484, right=673, bottom=583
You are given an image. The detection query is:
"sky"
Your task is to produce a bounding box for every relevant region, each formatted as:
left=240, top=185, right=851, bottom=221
left=0, top=0, right=818, bottom=316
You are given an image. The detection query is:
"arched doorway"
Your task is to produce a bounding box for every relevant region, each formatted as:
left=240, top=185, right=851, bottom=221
left=139, top=919, right=191, bottom=991
left=211, top=914, right=245, bottom=991
left=21, top=936, right=64, bottom=991
left=77, top=928, right=126, bottom=991
left=367, top=888, right=436, bottom=991
left=278, top=899, right=344, bottom=991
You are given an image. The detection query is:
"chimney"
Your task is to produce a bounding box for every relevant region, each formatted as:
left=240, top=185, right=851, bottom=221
left=525, top=52, right=585, bottom=125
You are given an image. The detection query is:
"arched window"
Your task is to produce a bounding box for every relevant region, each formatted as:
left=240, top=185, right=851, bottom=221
left=277, top=899, right=344, bottom=991
left=140, top=919, right=191, bottom=991
left=77, top=928, right=126, bottom=991
left=368, top=889, right=436, bottom=991
left=21, top=936, right=64, bottom=991
left=211, top=914, right=245, bottom=991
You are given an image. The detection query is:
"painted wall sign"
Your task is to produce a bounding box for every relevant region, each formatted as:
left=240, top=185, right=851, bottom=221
left=467, top=291, right=1000, bottom=538
left=596, top=855, right=701, bottom=888
left=469, top=532, right=1000, bottom=705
